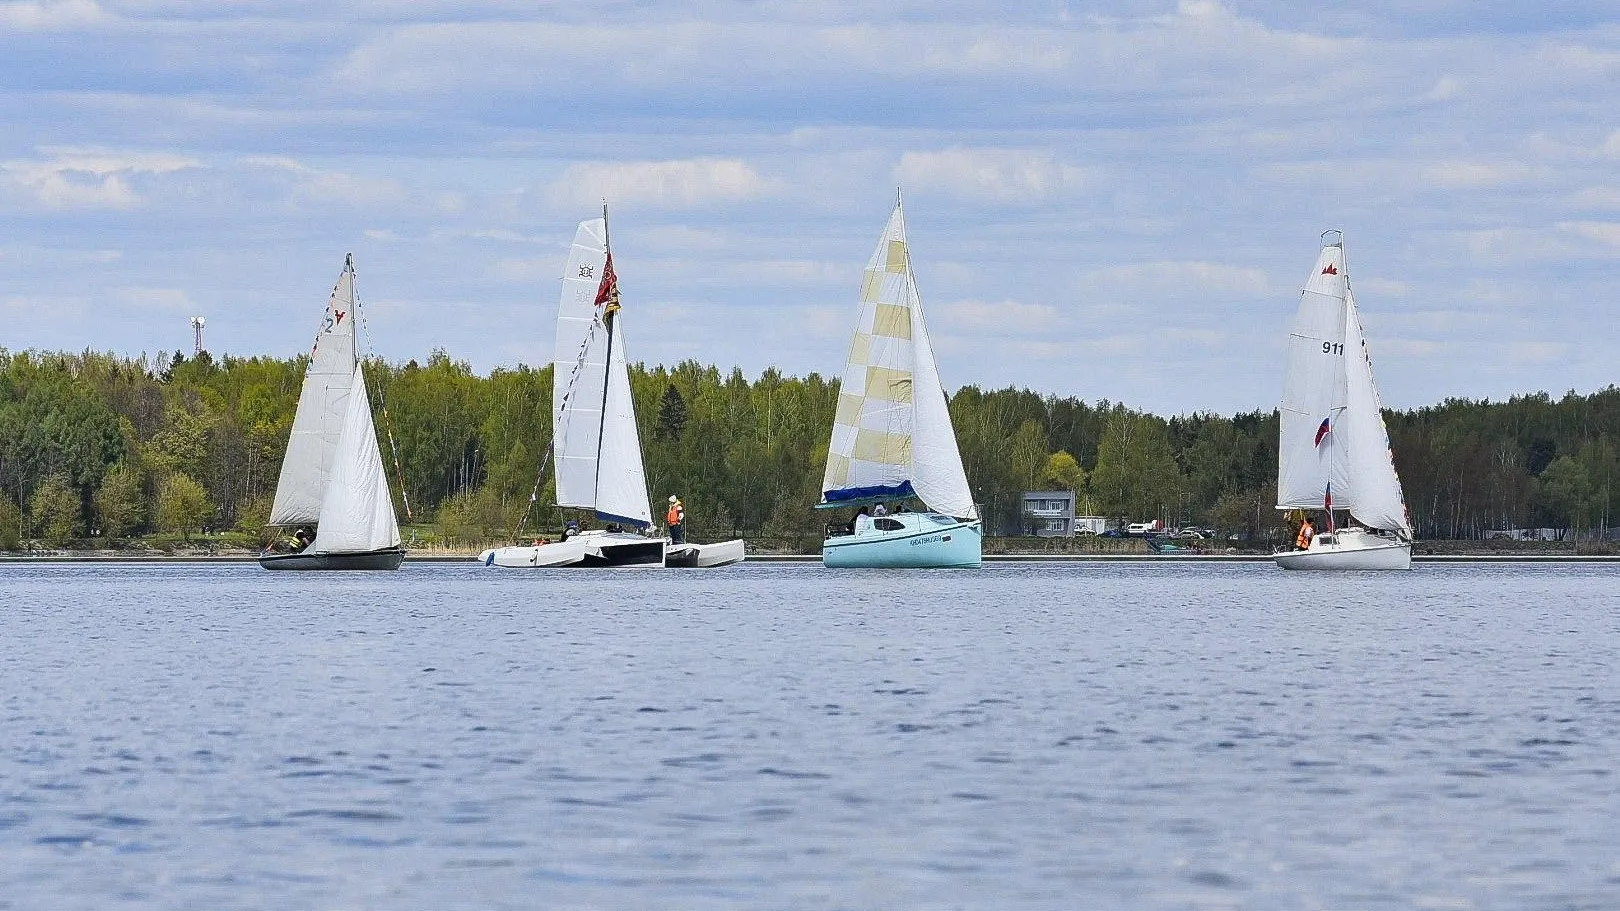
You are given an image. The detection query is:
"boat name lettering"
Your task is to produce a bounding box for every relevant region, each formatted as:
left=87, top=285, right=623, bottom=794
left=910, top=535, right=942, bottom=547
left=1321, top=342, right=1344, bottom=355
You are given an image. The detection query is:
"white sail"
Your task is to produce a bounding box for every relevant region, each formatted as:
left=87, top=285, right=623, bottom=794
left=594, top=319, right=653, bottom=527
left=309, top=363, right=401, bottom=554
left=549, top=215, right=652, bottom=527
left=552, top=219, right=611, bottom=511
left=907, top=271, right=977, bottom=518
left=1277, top=240, right=1352, bottom=510
left=1339, top=288, right=1411, bottom=534
left=821, top=200, right=975, bottom=518
left=269, top=255, right=358, bottom=526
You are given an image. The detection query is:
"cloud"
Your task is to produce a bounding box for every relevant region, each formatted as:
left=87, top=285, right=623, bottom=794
left=895, top=148, right=1090, bottom=204
left=115, top=287, right=196, bottom=312
left=1077, top=261, right=1271, bottom=296
left=1421, top=160, right=1537, bottom=188
left=1557, top=220, right=1620, bottom=248
left=938, top=298, right=1058, bottom=331
left=0, top=147, right=199, bottom=210
left=547, top=158, right=769, bottom=210
left=241, top=156, right=408, bottom=208
left=0, top=0, right=105, bottom=29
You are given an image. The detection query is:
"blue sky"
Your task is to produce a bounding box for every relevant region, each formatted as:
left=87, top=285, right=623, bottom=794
left=2, top=0, right=1617, bottom=415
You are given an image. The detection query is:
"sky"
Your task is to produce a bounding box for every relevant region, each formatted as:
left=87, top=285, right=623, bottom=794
left=1, top=0, right=1617, bottom=416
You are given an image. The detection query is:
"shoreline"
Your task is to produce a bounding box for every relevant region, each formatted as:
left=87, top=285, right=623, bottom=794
left=1, top=552, right=1615, bottom=564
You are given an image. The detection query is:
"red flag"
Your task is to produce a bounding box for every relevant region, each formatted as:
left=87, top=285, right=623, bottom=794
left=1314, top=417, right=1331, bottom=447
left=594, top=253, right=621, bottom=320
left=1324, top=482, right=1335, bottom=532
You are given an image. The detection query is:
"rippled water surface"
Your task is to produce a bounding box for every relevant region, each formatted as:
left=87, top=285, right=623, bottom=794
left=2, top=560, right=1618, bottom=909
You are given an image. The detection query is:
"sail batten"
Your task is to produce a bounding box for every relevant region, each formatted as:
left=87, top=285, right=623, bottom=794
left=820, top=201, right=976, bottom=519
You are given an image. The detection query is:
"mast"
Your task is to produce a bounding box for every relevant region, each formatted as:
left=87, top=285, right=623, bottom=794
left=593, top=200, right=615, bottom=509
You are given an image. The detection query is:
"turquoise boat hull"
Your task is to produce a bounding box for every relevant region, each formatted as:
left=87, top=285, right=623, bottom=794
left=821, top=514, right=982, bottom=568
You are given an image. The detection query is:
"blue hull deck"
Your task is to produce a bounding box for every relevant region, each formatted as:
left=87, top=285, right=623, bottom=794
left=821, top=514, right=982, bottom=568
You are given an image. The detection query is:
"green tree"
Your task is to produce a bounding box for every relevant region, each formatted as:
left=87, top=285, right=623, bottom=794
left=655, top=383, right=688, bottom=443
left=1090, top=410, right=1185, bottom=521
left=94, top=462, right=147, bottom=538
left=1039, top=450, right=1087, bottom=493
left=157, top=473, right=213, bottom=541
left=0, top=496, right=20, bottom=550
left=29, top=474, right=81, bottom=545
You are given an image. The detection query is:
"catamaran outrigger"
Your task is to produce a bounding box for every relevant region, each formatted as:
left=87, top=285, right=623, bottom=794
left=478, top=207, right=743, bottom=569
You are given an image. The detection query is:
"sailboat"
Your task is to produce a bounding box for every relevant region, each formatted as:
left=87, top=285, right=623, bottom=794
left=1275, top=231, right=1412, bottom=570
left=817, top=197, right=982, bottom=568
left=478, top=210, right=744, bottom=569
left=260, top=255, right=405, bottom=570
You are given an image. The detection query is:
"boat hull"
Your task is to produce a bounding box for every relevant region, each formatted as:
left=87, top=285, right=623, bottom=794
left=1274, top=529, right=1411, bottom=570
left=478, top=532, right=666, bottom=568
left=822, top=515, right=981, bottom=568
left=665, top=539, right=747, bottom=568
left=259, top=547, right=406, bottom=571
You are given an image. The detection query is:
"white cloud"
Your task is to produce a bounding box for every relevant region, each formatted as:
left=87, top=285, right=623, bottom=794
left=1421, top=160, right=1537, bottom=188
left=547, top=158, right=769, bottom=210
left=895, top=148, right=1090, bottom=204
left=241, top=156, right=408, bottom=208
left=1077, top=261, right=1271, bottom=296
left=939, top=298, right=1058, bottom=331
left=116, top=287, right=194, bottom=312
left=1557, top=220, right=1620, bottom=248
left=0, top=0, right=106, bottom=29
left=0, top=147, right=199, bottom=210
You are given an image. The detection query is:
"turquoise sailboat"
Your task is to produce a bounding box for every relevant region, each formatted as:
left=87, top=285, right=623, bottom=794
left=817, top=198, right=982, bottom=568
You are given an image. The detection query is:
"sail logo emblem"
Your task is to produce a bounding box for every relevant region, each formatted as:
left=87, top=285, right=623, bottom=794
left=1321, top=263, right=1338, bottom=275
left=579, top=265, right=595, bottom=279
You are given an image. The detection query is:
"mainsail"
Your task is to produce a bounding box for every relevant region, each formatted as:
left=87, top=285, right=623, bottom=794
left=1276, top=235, right=1409, bottom=534
left=309, top=363, right=401, bottom=554
left=550, top=216, right=653, bottom=528
left=820, top=200, right=976, bottom=518
left=269, top=255, right=359, bottom=526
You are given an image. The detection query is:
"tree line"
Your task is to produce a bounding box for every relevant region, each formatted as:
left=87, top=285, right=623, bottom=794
left=1, top=347, right=1615, bottom=549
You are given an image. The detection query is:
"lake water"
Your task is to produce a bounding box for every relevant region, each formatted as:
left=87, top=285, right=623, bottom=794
left=1, top=561, right=1617, bottom=910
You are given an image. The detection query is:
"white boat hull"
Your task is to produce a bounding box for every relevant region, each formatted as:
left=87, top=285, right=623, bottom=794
left=478, top=531, right=665, bottom=568
left=822, top=514, right=982, bottom=568
left=1274, top=528, right=1411, bottom=570
left=665, top=539, right=746, bottom=568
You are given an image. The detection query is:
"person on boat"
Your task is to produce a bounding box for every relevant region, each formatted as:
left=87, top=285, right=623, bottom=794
left=667, top=495, right=685, bottom=544
left=293, top=527, right=312, bottom=551
left=853, top=506, right=873, bottom=535
left=1295, top=516, right=1316, bottom=551
left=561, top=520, right=580, bottom=541
left=873, top=503, right=887, bottom=517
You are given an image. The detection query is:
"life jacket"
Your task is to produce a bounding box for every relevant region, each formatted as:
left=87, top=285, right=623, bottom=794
left=1296, top=523, right=1314, bottom=550
left=667, top=501, right=683, bottom=525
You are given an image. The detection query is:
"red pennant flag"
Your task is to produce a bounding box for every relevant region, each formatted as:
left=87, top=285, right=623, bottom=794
left=1314, top=417, right=1331, bottom=447
left=594, top=253, right=621, bottom=319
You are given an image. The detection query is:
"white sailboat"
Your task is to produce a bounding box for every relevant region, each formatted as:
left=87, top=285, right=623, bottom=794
left=479, top=211, right=743, bottom=569
left=1275, top=232, right=1412, bottom=570
left=818, top=197, right=982, bottom=568
left=261, top=255, right=404, bottom=570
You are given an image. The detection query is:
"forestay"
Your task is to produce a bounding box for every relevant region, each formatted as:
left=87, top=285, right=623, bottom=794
left=269, top=256, right=358, bottom=526
left=309, top=364, right=401, bottom=554
left=820, top=201, right=976, bottom=518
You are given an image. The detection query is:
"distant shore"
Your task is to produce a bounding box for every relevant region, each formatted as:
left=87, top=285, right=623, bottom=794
left=2, top=550, right=1615, bottom=564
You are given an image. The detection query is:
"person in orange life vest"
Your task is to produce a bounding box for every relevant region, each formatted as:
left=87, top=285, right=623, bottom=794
left=1295, top=516, right=1316, bottom=551
left=667, top=495, right=685, bottom=544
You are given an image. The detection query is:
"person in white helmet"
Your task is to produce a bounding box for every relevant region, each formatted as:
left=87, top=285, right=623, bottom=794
left=666, top=495, right=685, bottom=544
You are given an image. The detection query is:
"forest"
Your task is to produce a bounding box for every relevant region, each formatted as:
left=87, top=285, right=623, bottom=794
left=0, top=347, right=1616, bottom=550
